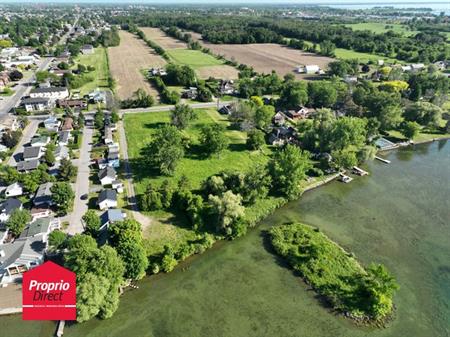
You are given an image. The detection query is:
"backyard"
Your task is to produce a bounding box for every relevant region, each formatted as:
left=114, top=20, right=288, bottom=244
left=72, top=47, right=110, bottom=96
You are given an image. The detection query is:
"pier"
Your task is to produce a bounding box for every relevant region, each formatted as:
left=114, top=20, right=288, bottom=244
left=56, top=320, right=65, bottom=337
left=375, top=156, right=391, bottom=164
left=352, top=166, right=369, bottom=176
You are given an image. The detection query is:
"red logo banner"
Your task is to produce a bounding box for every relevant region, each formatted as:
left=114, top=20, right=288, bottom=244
left=22, top=261, right=76, bottom=320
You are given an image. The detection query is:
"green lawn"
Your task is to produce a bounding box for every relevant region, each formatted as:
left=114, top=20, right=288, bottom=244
left=344, top=22, right=418, bottom=36
left=72, top=47, right=110, bottom=96
left=334, top=48, right=401, bottom=64
left=388, top=129, right=450, bottom=143
left=166, top=49, right=224, bottom=69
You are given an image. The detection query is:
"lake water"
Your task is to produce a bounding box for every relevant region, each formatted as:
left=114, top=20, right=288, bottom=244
left=1, top=140, right=449, bottom=337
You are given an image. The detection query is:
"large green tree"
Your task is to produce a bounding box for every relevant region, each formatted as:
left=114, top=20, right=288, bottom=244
left=200, top=124, right=229, bottom=157
left=170, top=103, right=197, bottom=129
left=6, top=208, right=31, bottom=237
left=51, top=182, right=74, bottom=215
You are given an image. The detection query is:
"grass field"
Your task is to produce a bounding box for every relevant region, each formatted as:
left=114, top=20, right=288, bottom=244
left=73, top=47, right=110, bottom=96
left=125, top=108, right=272, bottom=255
left=334, top=48, right=400, bottom=63
left=344, top=22, right=418, bottom=36
left=166, top=49, right=224, bottom=69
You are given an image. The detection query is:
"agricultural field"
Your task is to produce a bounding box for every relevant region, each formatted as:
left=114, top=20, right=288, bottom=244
left=108, top=30, right=166, bottom=100
left=124, top=108, right=271, bottom=254
left=344, top=22, right=418, bottom=36
left=72, top=47, right=109, bottom=96
left=188, top=31, right=334, bottom=79
left=141, top=27, right=239, bottom=80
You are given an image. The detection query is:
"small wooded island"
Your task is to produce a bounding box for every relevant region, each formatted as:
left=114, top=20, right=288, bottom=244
left=269, top=223, right=399, bottom=325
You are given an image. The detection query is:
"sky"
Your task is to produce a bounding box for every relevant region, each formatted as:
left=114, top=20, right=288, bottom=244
left=0, top=0, right=448, bottom=3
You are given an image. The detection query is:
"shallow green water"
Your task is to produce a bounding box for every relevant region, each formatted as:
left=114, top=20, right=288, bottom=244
left=1, top=141, right=449, bottom=337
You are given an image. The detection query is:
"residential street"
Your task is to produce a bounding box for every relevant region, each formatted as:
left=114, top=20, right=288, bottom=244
left=7, top=119, right=40, bottom=167
left=67, top=123, right=93, bottom=235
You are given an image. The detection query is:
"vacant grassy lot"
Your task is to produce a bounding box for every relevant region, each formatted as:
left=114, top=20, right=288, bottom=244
left=108, top=30, right=166, bottom=100
left=73, top=47, right=109, bottom=96
left=344, top=22, right=418, bottom=36
left=125, top=108, right=272, bottom=254
left=334, top=48, right=400, bottom=63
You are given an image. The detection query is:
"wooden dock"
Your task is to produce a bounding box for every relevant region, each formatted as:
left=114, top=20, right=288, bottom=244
left=56, top=320, right=65, bottom=337
left=375, top=156, right=391, bottom=164
left=352, top=166, right=369, bottom=176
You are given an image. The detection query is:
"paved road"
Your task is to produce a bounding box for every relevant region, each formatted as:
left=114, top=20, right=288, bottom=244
left=7, top=119, right=40, bottom=167
left=67, top=123, right=93, bottom=235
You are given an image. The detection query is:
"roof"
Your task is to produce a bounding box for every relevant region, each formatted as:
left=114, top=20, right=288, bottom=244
left=22, top=97, right=50, bottom=105
left=98, top=167, right=116, bottom=180
left=0, top=236, right=45, bottom=271
left=98, top=189, right=117, bottom=203
left=54, top=145, right=69, bottom=158
left=5, top=182, right=22, bottom=193
left=30, top=136, right=49, bottom=146
left=19, top=218, right=52, bottom=238
left=82, top=44, right=94, bottom=49
left=58, top=131, right=70, bottom=143
left=23, top=146, right=42, bottom=159
left=100, top=208, right=124, bottom=226
left=44, top=116, right=59, bottom=124
left=17, top=159, right=39, bottom=172
left=61, top=117, right=73, bottom=131
left=0, top=198, right=22, bottom=216
left=30, top=87, right=68, bottom=94
left=34, top=182, right=53, bottom=205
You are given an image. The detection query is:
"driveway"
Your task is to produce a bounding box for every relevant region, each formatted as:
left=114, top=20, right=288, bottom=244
left=66, top=124, right=93, bottom=235
left=7, top=119, right=40, bottom=167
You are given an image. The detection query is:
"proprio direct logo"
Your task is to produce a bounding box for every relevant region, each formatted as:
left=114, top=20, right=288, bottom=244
left=22, top=261, right=76, bottom=320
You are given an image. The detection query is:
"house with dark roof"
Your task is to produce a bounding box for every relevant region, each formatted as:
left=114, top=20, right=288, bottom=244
left=33, top=182, right=53, bottom=206
left=21, top=97, right=51, bottom=112
left=98, top=167, right=117, bottom=186
left=23, top=146, right=44, bottom=161
left=0, top=236, right=45, bottom=284
left=17, top=159, right=40, bottom=172
left=97, top=189, right=117, bottom=210
left=0, top=198, right=22, bottom=223
left=100, top=209, right=126, bottom=230
left=58, top=130, right=71, bottom=145
left=29, top=86, right=69, bottom=101
left=20, top=217, right=60, bottom=243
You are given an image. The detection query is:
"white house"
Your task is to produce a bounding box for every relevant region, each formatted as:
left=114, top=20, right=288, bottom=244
left=97, top=189, right=118, bottom=210
left=43, top=116, right=61, bottom=131
left=29, top=87, right=69, bottom=102
left=5, top=182, right=23, bottom=198
left=22, top=97, right=51, bottom=112
left=20, top=217, right=61, bottom=244
left=30, top=135, right=51, bottom=148
left=98, top=167, right=117, bottom=186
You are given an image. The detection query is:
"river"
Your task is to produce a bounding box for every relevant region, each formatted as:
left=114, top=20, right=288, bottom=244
left=1, top=140, right=449, bottom=337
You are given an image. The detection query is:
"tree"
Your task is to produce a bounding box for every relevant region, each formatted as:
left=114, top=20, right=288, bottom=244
left=51, top=182, right=74, bottom=215
left=116, top=241, right=148, bottom=280
left=2, top=130, right=22, bottom=148
left=308, top=81, right=338, bottom=108
left=170, top=104, right=197, bottom=129
left=6, top=208, right=31, bottom=237
left=246, top=129, right=265, bottom=150
left=208, top=190, right=245, bottom=236
left=0, top=166, right=20, bottom=185
left=44, top=147, right=55, bottom=166
left=401, top=121, right=421, bottom=140
left=200, top=124, right=228, bottom=157
left=82, top=210, right=101, bottom=237
left=404, top=102, right=442, bottom=128
left=9, top=70, right=23, bottom=81
left=146, top=124, right=185, bottom=175
left=59, top=158, right=78, bottom=181
left=140, top=183, right=162, bottom=211
left=94, top=109, right=104, bottom=129
left=269, top=145, right=312, bottom=200
left=278, top=80, right=308, bottom=109
left=48, top=230, right=67, bottom=250
left=241, top=164, right=272, bottom=204
left=254, top=105, right=275, bottom=130
left=76, top=273, right=109, bottom=323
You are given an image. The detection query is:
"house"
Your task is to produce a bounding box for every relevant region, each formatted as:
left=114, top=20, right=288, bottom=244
left=182, top=87, right=198, bottom=99
left=218, top=105, right=232, bottom=115
left=100, top=208, right=126, bottom=230
left=29, top=87, right=69, bottom=101
left=33, top=182, right=53, bottom=206
left=30, top=135, right=50, bottom=147
left=97, top=189, right=118, bottom=210
left=61, top=117, right=74, bottom=131
left=219, top=80, right=236, bottom=95
left=5, top=182, right=23, bottom=198
left=57, top=99, right=87, bottom=110
left=272, top=112, right=285, bottom=126
left=98, top=167, right=117, bottom=186
left=17, top=159, right=40, bottom=172
left=107, top=151, right=120, bottom=168
left=401, top=65, right=413, bottom=72
left=344, top=75, right=358, bottom=84
left=58, top=130, right=71, bottom=146
left=0, top=198, right=22, bottom=223
left=54, top=145, right=69, bottom=161
left=20, top=217, right=60, bottom=244
left=411, top=63, right=425, bottom=72
left=268, top=126, right=297, bottom=146
left=297, top=65, right=320, bottom=74
left=21, top=97, right=51, bottom=112
left=286, top=107, right=310, bottom=120
left=23, top=146, right=44, bottom=161
left=43, top=116, right=61, bottom=131
left=104, top=127, right=113, bottom=145
left=30, top=206, right=53, bottom=222
left=81, top=44, right=94, bottom=55
left=149, top=68, right=167, bottom=76
left=88, top=90, right=106, bottom=103
left=112, top=180, right=124, bottom=193
left=0, top=236, right=45, bottom=284
left=96, top=158, right=108, bottom=170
